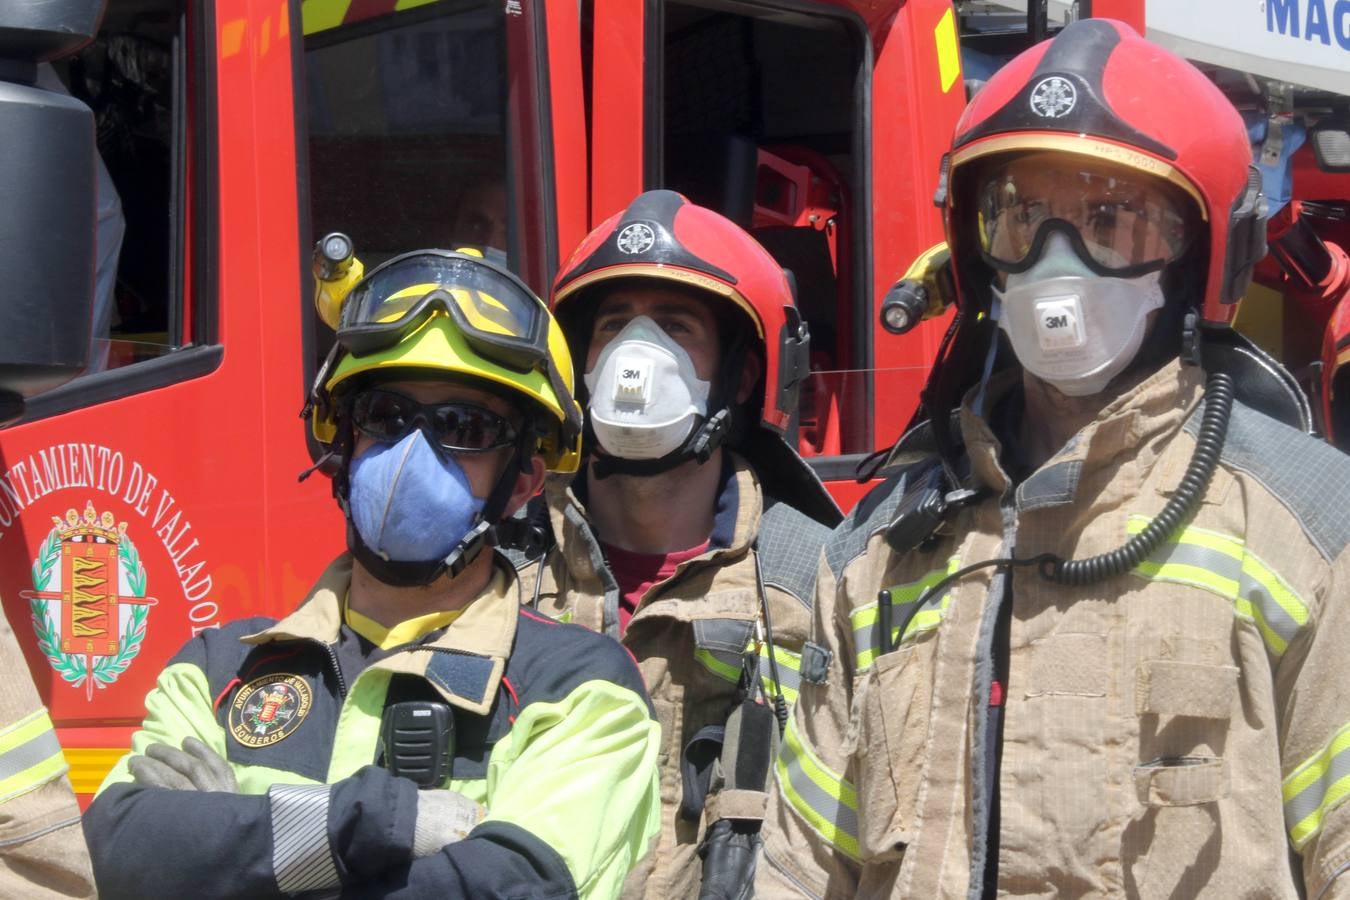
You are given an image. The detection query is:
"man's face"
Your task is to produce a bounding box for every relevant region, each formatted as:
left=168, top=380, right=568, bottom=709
left=585, top=286, right=722, bottom=381
left=351, top=378, right=520, bottom=498
left=451, top=181, right=508, bottom=252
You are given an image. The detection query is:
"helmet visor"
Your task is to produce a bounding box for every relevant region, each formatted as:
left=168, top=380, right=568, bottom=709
left=339, top=252, right=549, bottom=372
left=972, top=152, right=1198, bottom=275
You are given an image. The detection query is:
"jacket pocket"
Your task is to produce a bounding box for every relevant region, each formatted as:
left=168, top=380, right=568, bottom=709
left=1135, top=659, right=1238, bottom=719
left=1133, top=756, right=1229, bottom=806
left=1134, top=658, right=1237, bottom=806
left=853, top=640, right=935, bottom=859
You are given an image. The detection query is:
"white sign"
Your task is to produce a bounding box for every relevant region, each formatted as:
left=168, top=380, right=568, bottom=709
left=1145, top=0, right=1350, bottom=95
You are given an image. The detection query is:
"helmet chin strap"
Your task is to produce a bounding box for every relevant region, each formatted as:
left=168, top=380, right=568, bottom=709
left=336, top=419, right=533, bottom=588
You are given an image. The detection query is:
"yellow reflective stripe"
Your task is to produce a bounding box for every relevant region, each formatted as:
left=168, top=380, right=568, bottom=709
left=758, top=645, right=802, bottom=705
left=1284, top=723, right=1350, bottom=849
left=697, top=644, right=803, bottom=705
left=0, top=710, right=55, bottom=754
left=776, top=716, right=860, bottom=861
left=1127, top=515, right=1308, bottom=657
left=1133, top=559, right=1239, bottom=598
left=0, top=711, right=68, bottom=804
left=852, top=557, right=959, bottom=671
left=1240, top=554, right=1309, bottom=631
left=695, top=647, right=742, bottom=684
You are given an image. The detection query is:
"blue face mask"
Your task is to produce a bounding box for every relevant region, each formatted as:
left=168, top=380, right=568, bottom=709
left=348, top=431, right=486, bottom=563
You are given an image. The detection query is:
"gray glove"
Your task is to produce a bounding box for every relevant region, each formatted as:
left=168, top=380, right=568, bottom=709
left=412, top=789, right=483, bottom=857
left=128, top=736, right=239, bottom=792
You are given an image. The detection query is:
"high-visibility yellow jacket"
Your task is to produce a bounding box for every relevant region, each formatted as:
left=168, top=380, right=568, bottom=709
left=84, top=554, right=661, bottom=899
left=0, top=604, right=95, bottom=898
left=759, top=360, right=1350, bottom=899
left=515, top=453, right=833, bottom=899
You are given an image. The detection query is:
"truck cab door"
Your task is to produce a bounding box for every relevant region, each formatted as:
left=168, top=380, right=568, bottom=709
left=587, top=0, right=965, bottom=503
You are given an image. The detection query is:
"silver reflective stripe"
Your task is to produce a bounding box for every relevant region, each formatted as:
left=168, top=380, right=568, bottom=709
left=269, top=783, right=340, bottom=892
left=1283, top=724, right=1350, bottom=850
left=759, top=652, right=801, bottom=697
left=0, top=710, right=67, bottom=804
left=776, top=717, right=860, bottom=861
left=0, top=726, right=63, bottom=784
left=1130, top=518, right=1307, bottom=656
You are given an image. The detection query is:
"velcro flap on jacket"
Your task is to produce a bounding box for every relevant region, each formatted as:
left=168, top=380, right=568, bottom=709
left=424, top=652, right=503, bottom=715
left=799, top=641, right=831, bottom=685
left=694, top=618, right=757, bottom=654
left=705, top=788, right=768, bottom=825
left=1136, top=659, right=1238, bottom=719
left=1134, top=758, right=1228, bottom=807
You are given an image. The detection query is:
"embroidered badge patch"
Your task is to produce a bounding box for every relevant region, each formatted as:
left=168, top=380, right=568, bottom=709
left=229, top=674, right=312, bottom=748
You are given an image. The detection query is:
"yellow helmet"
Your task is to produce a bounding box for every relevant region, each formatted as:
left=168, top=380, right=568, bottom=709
left=309, top=243, right=583, bottom=474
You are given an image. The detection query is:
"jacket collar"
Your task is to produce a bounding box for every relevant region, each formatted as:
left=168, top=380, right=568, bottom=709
left=551, top=450, right=762, bottom=563
left=960, top=359, right=1204, bottom=509
left=242, top=552, right=520, bottom=714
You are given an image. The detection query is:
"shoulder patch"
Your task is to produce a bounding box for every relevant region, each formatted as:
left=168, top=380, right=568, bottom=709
left=757, top=499, right=832, bottom=607
left=824, top=459, right=939, bottom=578
left=1192, top=400, right=1350, bottom=562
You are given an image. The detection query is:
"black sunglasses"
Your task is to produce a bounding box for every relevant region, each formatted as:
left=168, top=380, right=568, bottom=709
left=350, top=389, right=519, bottom=454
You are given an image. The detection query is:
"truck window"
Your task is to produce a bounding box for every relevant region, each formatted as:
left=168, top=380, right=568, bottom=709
left=37, top=0, right=201, bottom=384
left=303, top=1, right=515, bottom=273
left=655, top=0, right=868, bottom=457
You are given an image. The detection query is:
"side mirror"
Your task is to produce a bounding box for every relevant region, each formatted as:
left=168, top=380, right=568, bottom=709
left=0, top=0, right=106, bottom=409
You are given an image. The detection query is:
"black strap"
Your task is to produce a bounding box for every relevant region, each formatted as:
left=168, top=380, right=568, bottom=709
left=680, top=725, right=726, bottom=823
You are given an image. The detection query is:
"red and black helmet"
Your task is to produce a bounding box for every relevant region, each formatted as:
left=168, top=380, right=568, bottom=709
left=552, top=190, right=840, bottom=526
left=553, top=189, right=810, bottom=434
left=937, top=18, right=1266, bottom=324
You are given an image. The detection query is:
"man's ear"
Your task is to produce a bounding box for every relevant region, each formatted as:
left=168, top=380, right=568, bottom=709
left=504, top=454, right=547, bottom=517
left=736, top=347, right=764, bottom=405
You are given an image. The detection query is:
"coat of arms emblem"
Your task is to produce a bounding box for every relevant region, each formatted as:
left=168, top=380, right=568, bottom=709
left=22, top=501, right=156, bottom=698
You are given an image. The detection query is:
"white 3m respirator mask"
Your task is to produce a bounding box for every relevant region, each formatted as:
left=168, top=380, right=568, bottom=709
left=992, top=232, right=1165, bottom=397
left=584, top=316, right=711, bottom=459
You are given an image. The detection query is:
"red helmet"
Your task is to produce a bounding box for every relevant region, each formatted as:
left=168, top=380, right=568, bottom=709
left=554, top=190, right=810, bottom=434
left=552, top=190, right=840, bottom=525
left=938, top=18, right=1265, bottom=325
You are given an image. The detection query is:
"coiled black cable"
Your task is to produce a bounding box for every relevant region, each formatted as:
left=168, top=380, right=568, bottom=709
left=892, top=372, right=1235, bottom=633
left=1040, top=371, right=1233, bottom=585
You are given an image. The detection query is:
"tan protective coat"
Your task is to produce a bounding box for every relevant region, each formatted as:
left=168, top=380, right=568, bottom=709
left=759, top=362, right=1350, bottom=899
left=0, top=604, right=96, bottom=898
left=517, top=454, right=830, bottom=899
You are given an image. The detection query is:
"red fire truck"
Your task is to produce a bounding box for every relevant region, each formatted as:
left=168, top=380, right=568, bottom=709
left=0, top=0, right=969, bottom=800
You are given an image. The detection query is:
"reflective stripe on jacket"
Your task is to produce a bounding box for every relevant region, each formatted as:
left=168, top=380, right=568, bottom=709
left=515, top=452, right=832, bottom=900
left=758, top=360, right=1350, bottom=899
left=84, top=553, right=661, bottom=899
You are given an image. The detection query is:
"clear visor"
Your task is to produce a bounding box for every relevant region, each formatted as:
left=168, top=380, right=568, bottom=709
left=972, top=152, right=1198, bottom=273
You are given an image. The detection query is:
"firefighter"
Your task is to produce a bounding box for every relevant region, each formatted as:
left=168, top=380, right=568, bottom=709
left=511, top=190, right=841, bottom=899
left=758, top=19, right=1350, bottom=899
left=82, top=245, right=662, bottom=899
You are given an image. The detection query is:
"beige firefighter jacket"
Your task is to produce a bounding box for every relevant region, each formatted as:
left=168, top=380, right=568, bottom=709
left=758, top=360, right=1350, bottom=899
left=0, top=601, right=96, bottom=898
left=514, top=452, right=833, bottom=899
